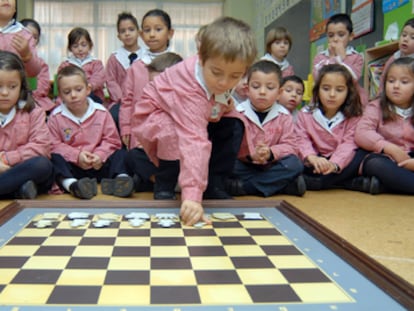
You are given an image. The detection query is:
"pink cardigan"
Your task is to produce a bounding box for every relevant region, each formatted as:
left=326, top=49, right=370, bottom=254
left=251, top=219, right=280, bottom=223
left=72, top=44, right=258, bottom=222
left=133, top=55, right=239, bottom=202
left=355, top=99, right=414, bottom=153
left=295, top=108, right=360, bottom=170
left=0, top=106, right=50, bottom=165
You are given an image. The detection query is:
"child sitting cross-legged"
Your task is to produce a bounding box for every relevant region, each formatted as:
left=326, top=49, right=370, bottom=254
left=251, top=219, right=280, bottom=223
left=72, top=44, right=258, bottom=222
left=226, top=60, right=305, bottom=197
left=48, top=65, right=134, bottom=199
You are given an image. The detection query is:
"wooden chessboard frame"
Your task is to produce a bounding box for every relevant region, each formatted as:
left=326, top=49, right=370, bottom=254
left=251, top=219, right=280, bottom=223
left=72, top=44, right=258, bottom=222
left=0, top=199, right=413, bottom=309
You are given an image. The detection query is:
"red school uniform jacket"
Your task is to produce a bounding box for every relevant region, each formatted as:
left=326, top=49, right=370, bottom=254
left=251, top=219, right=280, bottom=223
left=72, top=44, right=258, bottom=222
left=132, top=55, right=240, bottom=202
left=0, top=106, right=50, bottom=165
left=0, top=21, right=41, bottom=77
left=236, top=100, right=297, bottom=161
left=48, top=99, right=121, bottom=164
left=295, top=107, right=360, bottom=171
left=355, top=99, right=414, bottom=154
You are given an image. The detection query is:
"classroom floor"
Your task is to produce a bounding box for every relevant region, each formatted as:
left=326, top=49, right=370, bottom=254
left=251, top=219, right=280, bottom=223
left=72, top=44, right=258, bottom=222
left=0, top=189, right=412, bottom=287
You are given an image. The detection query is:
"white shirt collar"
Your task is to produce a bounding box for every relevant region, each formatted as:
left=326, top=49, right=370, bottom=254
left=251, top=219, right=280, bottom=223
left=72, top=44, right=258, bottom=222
left=66, top=54, right=96, bottom=67
left=312, top=107, right=345, bottom=133
left=395, top=106, right=413, bottom=119
left=114, top=46, right=140, bottom=69
left=321, top=45, right=357, bottom=57
left=261, top=53, right=290, bottom=70
left=393, top=50, right=414, bottom=59
left=195, top=58, right=213, bottom=100
left=0, top=106, right=16, bottom=127
left=60, top=97, right=105, bottom=124
left=237, top=100, right=289, bottom=127
left=138, top=47, right=171, bottom=65
left=0, top=20, right=23, bottom=34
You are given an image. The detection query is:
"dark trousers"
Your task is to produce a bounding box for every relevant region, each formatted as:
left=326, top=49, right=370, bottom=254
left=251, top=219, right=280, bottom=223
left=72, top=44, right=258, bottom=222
left=233, top=155, right=303, bottom=197
left=0, top=156, right=54, bottom=198
left=362, top=153, right=414, bottom=194
left=51, top=149, right=128, bottom=183
left=126, top=117, right=244, bottom=192
left=304, top=148, right=368, bottom=190
left=125, top=147, right=156, bottom=191
left=206, top=117, right=244, bottom=190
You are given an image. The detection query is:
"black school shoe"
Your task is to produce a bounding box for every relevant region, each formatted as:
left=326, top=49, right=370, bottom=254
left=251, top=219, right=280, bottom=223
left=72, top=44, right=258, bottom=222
left=282, top=175, right=306, bottom=197
left=101, top=176, right=134, bottom=197
left=16, top=180, right=37, bottom=199
left=224, top=178, right=246, bottom=196
left=154, top=190, right=176, bottom=200
left=70, top=177, right=97, bottom=200
left=348, top=176, right=383, bottom=195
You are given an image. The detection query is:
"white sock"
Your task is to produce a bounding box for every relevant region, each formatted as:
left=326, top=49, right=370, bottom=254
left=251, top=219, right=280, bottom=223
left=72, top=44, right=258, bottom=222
left=62, top=178, right=77, bottom=192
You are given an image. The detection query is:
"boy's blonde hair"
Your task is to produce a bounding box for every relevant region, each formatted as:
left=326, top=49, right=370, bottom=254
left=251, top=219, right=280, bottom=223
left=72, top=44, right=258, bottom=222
left=57, top=65, right=88, bottom=90
left=198, top=16, right=257, bottom=66
left=265, top=27, right=292, bottom=53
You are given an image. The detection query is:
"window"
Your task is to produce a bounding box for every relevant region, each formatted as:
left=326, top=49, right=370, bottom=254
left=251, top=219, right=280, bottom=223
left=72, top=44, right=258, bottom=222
left=34, top=0, right=223, bottom=78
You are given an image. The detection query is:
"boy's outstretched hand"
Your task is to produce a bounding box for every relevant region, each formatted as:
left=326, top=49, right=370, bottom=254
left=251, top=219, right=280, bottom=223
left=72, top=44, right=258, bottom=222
left=180, top=199, right=212, bottom=226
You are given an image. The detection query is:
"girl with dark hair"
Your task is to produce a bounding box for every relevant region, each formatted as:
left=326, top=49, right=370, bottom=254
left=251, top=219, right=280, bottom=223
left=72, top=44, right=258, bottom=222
left=0, top=51, right=53, bottom=199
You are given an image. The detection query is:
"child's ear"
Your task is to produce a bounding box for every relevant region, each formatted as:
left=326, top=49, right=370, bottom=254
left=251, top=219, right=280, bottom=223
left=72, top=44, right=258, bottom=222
left=86, top=83, right=92, bottom=94
left=168, top=28, right=175, bottom=40
left=349, top=31, right=355, bottom=41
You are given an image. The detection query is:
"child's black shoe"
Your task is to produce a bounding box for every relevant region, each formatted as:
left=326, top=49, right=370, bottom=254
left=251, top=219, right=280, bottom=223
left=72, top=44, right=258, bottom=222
left=101, top=176, right=134, bottom=197
left=224, top=178, right=246, bottom=196
left=70, top=178, right=97, bottom=199
left=16, top=180, right=37, bottom=199
left=154, top=190, right=176, bottom=200
left=369, top=176, right=384, bottom=195
left=349, top=176, right=371, bottom=193
left=283, top=175, right=306, bottom=197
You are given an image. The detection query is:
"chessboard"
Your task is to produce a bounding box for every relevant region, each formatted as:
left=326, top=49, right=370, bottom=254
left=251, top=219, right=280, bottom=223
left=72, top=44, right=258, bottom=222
left=0, top=200, right=411, bottom=310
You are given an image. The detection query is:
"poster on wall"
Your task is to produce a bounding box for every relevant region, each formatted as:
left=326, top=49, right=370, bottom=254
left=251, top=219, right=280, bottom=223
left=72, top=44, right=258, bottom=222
left=382, top=0, right=409, bottom=13
left=351, top=0, right=374, bottom=38
left=309, top=0, right=346, bottom=42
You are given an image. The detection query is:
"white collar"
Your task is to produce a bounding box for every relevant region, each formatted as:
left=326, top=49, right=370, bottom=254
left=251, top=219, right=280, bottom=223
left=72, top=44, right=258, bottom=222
left=393, top=50, right=414, bottom=59
left=261, top=53, right=290, bottom=70
left=114, top=46, right=140, bottom=69
left=0, top=20, right=23, bottom=34
left=59, top=97, right=105, bottom=124
left=0, top=106, right=16, bottom=127
left=312, top=107, right=345, bottom=133
left=66, top=54, right=96, bottom=67
left=195, top=58, right=213, bottom=100
left=237, top=100, right=289, bottom=127
left=321, top=45, right=357, bottom=57
left=395, top=106, right=413, bottom=119
left=138, top=47, right=171, bottom=65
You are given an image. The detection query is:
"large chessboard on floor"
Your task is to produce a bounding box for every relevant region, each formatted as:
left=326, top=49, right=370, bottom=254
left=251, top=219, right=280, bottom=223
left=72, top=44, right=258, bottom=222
left=0, top=200, right=412, bottom=310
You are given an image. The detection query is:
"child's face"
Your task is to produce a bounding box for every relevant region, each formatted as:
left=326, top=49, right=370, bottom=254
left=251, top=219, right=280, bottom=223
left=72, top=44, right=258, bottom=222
left=399, top=25, right=414, bottom=56
left=0, top=69, right=21, bottom=115
left=26, top=24, right=40, bottom=46
left=385, top=65, right=414, bottom=109
left=140, top=16, right=173, bottom=53
left=326, top=22, right=353, bottom=49
left=278, top=80, right=304, bottom=112
left=118, top=19, right=139, bottom=50
left=247, top=71, right=280, bottom=112
left=58, top=74, right=91, bottom=115
left=0, top=0, right=16, bottom=23
left=270, top=39, right=290, bottom=61
left=70, top=36, right=91, bottom=60
left=200, top=55, right=246, bottom=95
left=318, top=72, right=348, bottom=118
